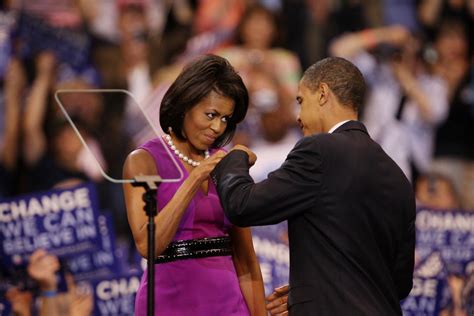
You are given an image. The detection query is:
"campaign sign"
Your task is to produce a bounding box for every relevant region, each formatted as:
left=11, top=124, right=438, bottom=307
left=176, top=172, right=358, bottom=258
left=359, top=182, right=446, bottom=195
left=12, top=12, right=91, bottom=71
left=0, top=183, right=118, bottom=281
left=91, top=271, right=142, bottom=316
left=0, top=299, right=11, bottom=316
left=67, top=213, right=119, bottom=282
left=416, top=208, right=474, bottom=275
left=402, top=252, right=449, bottom=316
left=252, top=223, right=290, bottom=294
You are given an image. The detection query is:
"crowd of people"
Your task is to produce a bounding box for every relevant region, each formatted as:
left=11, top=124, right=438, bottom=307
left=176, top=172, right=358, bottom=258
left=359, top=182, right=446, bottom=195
left=0, top=0, right=473, bottom=315
left=0, top=0, right=472, bottom=208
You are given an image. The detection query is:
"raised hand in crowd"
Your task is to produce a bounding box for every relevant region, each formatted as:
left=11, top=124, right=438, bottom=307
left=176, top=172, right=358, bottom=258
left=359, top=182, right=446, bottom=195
left=66, top=275, right=93, bottom=316
left=22, top=51, right=57, bottom=167
left=329, top=24, right=410, bottom=59
left=390, top=58, right=434, bottom=122
left=2, top=57, right=26, bottom=171
left=27, top=249, right=60, bottom=292
left=27, top=249, right=94, bottom=316
left=418, top=0, right=474, bottom=30
left=27, top=249, right=68, bottom=316
left=445, top=275, right=468, bottom=316
left=5, top=287, right=33, bottom=316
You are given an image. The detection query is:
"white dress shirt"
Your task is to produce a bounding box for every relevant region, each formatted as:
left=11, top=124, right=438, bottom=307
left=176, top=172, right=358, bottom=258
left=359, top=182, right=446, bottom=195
left=328, top=120, right=351, bottom=134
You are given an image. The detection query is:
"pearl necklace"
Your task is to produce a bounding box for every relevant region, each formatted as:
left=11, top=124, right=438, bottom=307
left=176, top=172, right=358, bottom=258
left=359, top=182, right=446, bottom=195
left=164, top=134, right=210, bottom=167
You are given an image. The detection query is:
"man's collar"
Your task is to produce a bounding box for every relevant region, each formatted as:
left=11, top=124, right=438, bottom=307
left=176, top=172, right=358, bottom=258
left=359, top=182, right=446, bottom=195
left=331, top=120, right=369, bottom=135
left=328, top=120, right=350, bottom=133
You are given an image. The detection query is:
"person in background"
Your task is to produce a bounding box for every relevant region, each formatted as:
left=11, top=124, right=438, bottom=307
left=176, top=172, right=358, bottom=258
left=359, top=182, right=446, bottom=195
left=463, top=272, right=474, bottom=316
left=418, top=0, right=474, bottom=49
left=5, top=249, right=93, bottom=316
left=123, top=54, right=266, bottom=315
left=330, top=25, right=449, bottom=183
left=0, top=57, right=25, bottom=197
left=26, top=249, right=67, bottom=316
left=218, top=4, right=301, bottom=148
left=430, top=19, right=474, bottom=210
left=217, top=4, right=302, bottom=183
left=21, top=52, right=106, bottom=192
left=5, top=287, right=33, bottom=316
left=415, top=172, right=461, bottom=210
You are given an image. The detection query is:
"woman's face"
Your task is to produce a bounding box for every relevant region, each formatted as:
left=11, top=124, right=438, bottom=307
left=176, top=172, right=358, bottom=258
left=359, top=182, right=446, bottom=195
left=435, top=30, right=468, bottom=61
left=182, top=90, right=235, bottom=151
left=240, top=10, right=275, bottom=49
left=53, top=126, right=83, bottom=169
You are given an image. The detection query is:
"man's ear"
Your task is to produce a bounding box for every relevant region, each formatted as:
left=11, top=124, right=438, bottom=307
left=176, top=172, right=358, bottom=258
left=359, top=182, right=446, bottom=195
left=319, top=83, right=330, bottom=106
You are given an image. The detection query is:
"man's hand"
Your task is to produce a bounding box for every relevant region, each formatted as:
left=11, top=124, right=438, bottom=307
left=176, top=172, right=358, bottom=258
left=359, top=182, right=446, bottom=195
left=266, top=284, right=289, bottom=315
left=231, top=145, right=257, bottom=166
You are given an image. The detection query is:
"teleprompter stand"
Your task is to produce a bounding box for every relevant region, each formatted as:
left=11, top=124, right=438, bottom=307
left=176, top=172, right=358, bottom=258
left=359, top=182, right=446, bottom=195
left=132, top=175, right=162, bottom=316
left=53, top=90, right=185, bottom=316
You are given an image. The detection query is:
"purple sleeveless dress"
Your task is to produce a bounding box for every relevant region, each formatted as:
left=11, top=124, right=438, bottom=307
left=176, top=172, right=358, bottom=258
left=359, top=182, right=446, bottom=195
left=134, top=138, right=250, bottom=316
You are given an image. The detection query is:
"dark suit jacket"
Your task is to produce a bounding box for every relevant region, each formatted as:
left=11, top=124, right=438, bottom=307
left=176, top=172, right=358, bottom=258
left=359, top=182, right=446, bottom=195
left=212, top=121, right=416, bottom=315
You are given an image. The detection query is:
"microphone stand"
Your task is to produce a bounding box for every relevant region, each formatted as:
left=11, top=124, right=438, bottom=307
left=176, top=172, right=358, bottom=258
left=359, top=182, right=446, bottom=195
left=132, top=175, right=162, bottom=316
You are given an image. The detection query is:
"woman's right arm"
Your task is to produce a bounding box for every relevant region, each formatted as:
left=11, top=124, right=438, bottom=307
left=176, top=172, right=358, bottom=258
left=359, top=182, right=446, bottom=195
left=122, top=148, right=226, bottom=258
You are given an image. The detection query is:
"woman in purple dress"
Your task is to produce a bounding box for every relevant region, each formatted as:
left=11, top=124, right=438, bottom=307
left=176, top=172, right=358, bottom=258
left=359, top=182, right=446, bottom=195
left=123, top=55, right=266, bottom=315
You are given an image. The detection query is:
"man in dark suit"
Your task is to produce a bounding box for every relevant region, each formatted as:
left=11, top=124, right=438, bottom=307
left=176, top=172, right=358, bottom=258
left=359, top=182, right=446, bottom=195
left=212, top=57, right=416, bottom=315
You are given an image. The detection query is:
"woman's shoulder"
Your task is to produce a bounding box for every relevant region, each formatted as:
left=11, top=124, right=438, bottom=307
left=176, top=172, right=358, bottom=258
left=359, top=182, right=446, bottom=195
left=128, top=137, right=169, bottom=164
left=123, top=148, right=157, bottom=178
left=138, top=137, right=163, bottom=151
left=141, top=137, right=180, bottom=158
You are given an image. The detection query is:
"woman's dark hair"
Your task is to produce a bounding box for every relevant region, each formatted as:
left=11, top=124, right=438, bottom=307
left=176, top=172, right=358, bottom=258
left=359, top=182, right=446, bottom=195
left=160, top=54, right=249, bottom=148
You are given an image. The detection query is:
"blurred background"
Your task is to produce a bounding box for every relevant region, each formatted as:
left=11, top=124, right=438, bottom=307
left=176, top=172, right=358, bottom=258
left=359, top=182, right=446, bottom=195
left=0, top=0, right=473, bottom=315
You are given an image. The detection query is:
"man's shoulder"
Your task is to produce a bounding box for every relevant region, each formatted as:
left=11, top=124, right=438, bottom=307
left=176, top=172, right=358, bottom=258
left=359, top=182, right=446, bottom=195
left=296, top=129, right=365, bottom=147
left=292, top=132, right=351, bottom=153
left=292, top=134, right=323, bottom=151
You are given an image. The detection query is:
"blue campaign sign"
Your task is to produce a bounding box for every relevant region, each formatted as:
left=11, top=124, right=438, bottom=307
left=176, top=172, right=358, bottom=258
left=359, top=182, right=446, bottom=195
left=252, top=223, right=289, bottom=294
left=0, top=299, right=11, bottom=316
left=401, top=252, right=449, bottom=316
left=13, top=12, right=91, bottom=71
left=66, top=213, right=120, bottom=282
left=415, top=208, right=474, bottom=275
left=0, top=183, right=118, bottom=282
left=91, top=271, right=142, bottom=316
left=0, top=183, right=102, bottom=266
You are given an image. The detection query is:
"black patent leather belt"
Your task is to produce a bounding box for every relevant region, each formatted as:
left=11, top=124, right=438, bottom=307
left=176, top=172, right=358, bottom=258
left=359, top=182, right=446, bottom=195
left=154, top=236, right=232, bottom=264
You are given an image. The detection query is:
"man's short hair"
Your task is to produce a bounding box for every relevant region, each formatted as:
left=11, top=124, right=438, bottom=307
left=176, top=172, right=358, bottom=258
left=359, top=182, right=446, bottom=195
left=302, top=57, right=366, bottom=111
